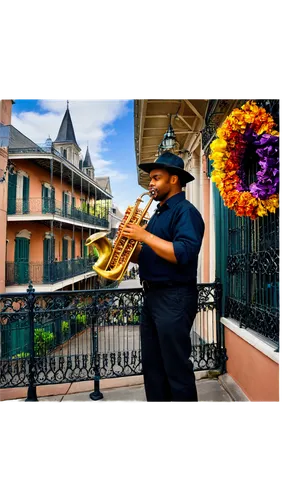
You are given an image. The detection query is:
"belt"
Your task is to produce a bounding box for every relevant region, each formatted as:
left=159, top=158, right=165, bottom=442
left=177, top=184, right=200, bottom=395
left=141, top=279, right=196, bottom=293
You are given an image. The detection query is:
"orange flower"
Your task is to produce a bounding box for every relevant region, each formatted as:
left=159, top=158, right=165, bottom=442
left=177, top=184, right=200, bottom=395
left=224, top=191, right=240, bottom=207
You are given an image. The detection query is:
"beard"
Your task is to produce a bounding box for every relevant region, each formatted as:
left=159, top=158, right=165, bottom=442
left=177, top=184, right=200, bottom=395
left=155, top=190, right=169, bottom=202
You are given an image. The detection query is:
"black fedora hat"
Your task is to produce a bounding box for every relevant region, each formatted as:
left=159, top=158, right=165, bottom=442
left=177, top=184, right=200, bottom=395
left=139, top=151, right=195, bottom=184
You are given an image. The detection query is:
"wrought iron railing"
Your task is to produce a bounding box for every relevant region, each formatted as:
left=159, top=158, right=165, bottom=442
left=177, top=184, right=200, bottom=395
left=225, top=210, right=279, bottom=345
left=5, top=258, right=94, bottom=286
left=7, top=197, right=109, bottom=228
left=0, top=281, right=225, bottom=400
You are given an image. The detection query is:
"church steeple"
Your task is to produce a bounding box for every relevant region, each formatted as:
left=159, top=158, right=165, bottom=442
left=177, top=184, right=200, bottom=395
left=83, top=145, right=94, bottom=178
left=83, top=145, right=93, bottom=169
left=54, top=101, right=80, bottom=151
left=53, top=101, right=81, bottom=167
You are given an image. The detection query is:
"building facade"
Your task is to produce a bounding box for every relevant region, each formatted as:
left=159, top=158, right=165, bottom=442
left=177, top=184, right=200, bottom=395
left=1, top=100, right=113, bottom=294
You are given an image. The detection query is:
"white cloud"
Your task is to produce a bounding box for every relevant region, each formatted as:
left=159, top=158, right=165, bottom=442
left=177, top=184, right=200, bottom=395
left=11, top=99, right=129, bottom=173
left=92, top=157, right=128, bottom=181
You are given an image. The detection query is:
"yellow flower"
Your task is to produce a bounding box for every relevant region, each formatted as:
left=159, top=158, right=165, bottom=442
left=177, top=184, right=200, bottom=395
left=271, top=130, right=282, bottom=137
left=263, top=195, right=279, bottom=213
left=209, top=151, right=225, bottom=162
left=256, top=123, right=274, bottom=135
left=210, top=138, right=227, bottom=152
left=243, top=112, right=255, bottom=124
left=250, top=104, right=259, bottom=114
left=257, top=202, right=268, bottom=217
left=211, top=171, right=226, bottom=184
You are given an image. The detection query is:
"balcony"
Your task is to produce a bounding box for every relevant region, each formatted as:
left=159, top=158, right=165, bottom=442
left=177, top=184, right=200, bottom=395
left=7, top=197, right=109, bottom=229
left=6, top=258, right=94, bottom=286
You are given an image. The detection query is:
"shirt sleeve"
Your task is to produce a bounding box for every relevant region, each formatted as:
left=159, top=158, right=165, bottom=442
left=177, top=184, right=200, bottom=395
left=172, top=208, right=205, bottom=265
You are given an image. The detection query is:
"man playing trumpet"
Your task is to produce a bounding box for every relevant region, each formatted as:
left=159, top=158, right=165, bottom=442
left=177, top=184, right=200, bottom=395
left=122, top=152, right=205, bottom=402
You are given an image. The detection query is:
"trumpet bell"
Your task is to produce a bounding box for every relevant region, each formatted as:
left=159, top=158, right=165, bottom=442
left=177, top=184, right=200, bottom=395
left=85, top=231, right=113, bottom=271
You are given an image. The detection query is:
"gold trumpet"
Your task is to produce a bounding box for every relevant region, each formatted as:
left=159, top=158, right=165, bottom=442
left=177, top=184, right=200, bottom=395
left=85, top=190, right=156, bottom=281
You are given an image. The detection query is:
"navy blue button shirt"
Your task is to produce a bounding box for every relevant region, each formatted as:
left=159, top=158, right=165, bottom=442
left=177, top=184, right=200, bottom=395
left=138, top=192, right=204, bottom=283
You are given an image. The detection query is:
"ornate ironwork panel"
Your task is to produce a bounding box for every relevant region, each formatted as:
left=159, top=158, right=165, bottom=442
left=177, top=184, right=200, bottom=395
left=225, top=211, right=279, bottom=343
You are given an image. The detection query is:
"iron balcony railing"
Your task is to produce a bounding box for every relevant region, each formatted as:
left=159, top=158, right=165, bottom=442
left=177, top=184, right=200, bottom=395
left=0, top=281, right=225, bottom=400
left=7, top=197, right=109, bottom=228
left=225, top=210, right=279, bottom=347
left=5, top=258, right=94, bottom=286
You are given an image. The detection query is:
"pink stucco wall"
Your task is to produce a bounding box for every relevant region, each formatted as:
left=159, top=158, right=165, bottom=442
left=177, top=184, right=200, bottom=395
left=225, top=326, right=279, bottom=401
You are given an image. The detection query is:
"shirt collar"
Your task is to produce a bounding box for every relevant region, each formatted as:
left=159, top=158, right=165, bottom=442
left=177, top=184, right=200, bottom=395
left=156, top=191, right=185, bottom=213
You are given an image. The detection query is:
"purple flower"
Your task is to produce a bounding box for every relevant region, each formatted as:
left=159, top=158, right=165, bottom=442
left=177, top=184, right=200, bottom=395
left=238, top=126, right=279, bottom=200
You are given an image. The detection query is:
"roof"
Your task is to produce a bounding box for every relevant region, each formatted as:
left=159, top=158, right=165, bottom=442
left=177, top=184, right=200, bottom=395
left=83, top=146, right=93, bottom=169
left=95, top=176, right=112, bottom=195
left=8, top=125, right=40, bottom=150
left=54, top=106, right=80, bottom=150
left=111, top=205, right=124, bottom=219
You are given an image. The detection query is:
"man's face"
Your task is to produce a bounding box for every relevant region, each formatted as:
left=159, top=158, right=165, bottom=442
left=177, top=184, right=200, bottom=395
left=149, top=168, right=175, bottom=202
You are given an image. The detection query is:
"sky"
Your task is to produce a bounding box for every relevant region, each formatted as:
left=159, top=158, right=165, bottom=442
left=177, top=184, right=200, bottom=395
left=11, top=99, right=156, bottom=216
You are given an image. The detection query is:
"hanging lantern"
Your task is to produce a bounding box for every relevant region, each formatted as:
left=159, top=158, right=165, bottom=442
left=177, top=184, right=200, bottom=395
left=159, top=123, right=177, bottom=153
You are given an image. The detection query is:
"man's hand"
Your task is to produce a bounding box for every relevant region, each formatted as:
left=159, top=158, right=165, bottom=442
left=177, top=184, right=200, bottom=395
left=122, top=223, right=177, bottom=264
left=122, top=223, right=148, bottom=242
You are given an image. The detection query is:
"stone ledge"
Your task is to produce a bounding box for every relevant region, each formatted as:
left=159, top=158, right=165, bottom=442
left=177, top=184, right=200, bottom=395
left=1, top=371, right=211, bottom=401
left=221, top=317, right=279, bottom=364
left=0, top=376, right=144, bottom=401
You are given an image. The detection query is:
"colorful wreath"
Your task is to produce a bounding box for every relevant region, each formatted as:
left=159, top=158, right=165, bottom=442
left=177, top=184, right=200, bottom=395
left=209, top=101, right=279, bottom=219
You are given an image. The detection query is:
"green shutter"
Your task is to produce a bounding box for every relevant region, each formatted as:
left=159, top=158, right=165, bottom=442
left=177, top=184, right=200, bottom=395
left=71, top=196, right=75, bottom=218
left=43, top=237, right=55, bottom=262
left=62, top=238, right=68, bottom=261
left=43, top=237, right=55, bottom=282
left=82, top=239, right=87, bottom=259
left=51, top=187, right=55, bottom=213
left=15, top=237, right=29, bottom=285
left=42, top=185, right=49, bottom=213
left=71, top=240, right=75, bottom=259
left=7, top=172, right=17, bottom=214
left=23, top=176, right=30, bottom=214
left=63, top=193, right=68, bottom=217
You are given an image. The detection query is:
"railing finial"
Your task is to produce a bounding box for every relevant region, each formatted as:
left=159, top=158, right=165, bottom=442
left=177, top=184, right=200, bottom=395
left=27, top=281, right=35, bottom=293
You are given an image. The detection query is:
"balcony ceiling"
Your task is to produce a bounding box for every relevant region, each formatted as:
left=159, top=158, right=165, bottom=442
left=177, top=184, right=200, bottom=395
left=134, top=99, right=209, bottom=188
left=134, top=99, right=245, bottom=189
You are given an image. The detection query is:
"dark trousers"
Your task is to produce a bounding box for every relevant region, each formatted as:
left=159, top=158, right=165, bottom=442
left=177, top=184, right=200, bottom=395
left=140, top=285, right=198, bottom=402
